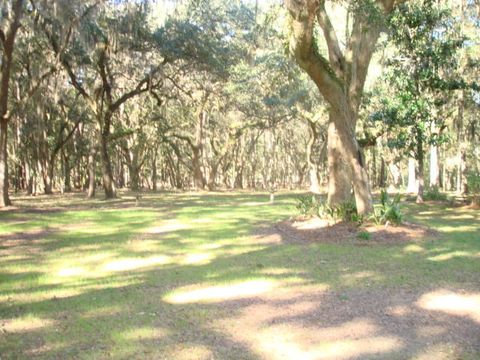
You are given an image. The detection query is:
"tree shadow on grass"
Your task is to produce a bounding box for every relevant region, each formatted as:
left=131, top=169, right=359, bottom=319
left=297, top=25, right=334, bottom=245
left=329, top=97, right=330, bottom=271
left=0, top=196, right=479, bottom=359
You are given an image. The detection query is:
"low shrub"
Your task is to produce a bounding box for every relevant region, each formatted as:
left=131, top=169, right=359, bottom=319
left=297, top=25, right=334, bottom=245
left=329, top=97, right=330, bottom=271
left=370, top=190, right=403, bottom=225
left=296, top=195, right=360, bottom=223
left=296, top=195, right=322, bottom=217
left=357, top=231, right=371, bottom=241
left=467, top=171, right=480, bottom=205
left=423, top=186, right=447, bottom=201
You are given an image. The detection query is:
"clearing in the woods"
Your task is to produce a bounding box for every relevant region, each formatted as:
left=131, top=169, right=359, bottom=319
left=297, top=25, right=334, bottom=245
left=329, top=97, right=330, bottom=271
left=0, top=192, right=479, bottom=359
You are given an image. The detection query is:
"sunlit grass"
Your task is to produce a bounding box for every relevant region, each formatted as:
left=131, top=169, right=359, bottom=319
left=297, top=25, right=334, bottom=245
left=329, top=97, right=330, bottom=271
left=0, top=191, right=479, bottom=358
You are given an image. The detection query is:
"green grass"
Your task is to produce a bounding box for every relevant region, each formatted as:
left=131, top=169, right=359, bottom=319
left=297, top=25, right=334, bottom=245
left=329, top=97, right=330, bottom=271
left=0, top=191, right=479, bottom=359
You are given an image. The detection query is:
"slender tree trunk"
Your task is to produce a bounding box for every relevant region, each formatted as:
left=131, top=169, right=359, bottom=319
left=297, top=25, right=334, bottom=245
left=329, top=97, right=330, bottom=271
left=63, top=152, right=71, bottom=192
left=100, top=130, right=116, bottom=198
left=429, top=143, right=439, bottom=188
left=407, top=158, right=417, bottom=193
left=417, top=134, right=425, bottom=203
left=0, top=120, right=10, bottom=206
left=306, top=120, right=320, bottom=193
left=378, top=158, right=386, bottom=188
left=151, top=153, right=157, bottom=191
left=457, top=149, right=468, bottom=194
left=87, top=147, right=96, bottom=198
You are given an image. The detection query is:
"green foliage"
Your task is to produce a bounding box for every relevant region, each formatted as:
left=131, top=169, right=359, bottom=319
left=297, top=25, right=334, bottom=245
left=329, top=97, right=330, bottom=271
left=370, top=190, right=403, bottom=225
left=369, top=0, right=464, bottom=160
left=296, top=196, right=360, bottom=223
left=327, top=200, right=359, bottom=223
left=357, top=231, right=371, bottom=241
left=467, top=171, right=480, bottom=205
left=423, top=186, right=448, bottom=201
left=296, top=194, right=322, bottom=217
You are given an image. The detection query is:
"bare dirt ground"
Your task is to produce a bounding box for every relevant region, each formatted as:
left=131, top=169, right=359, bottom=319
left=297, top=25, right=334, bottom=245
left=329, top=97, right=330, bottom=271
left=234, top=220, right=479, bottom=360
left=214, top=286, right=480, bottom=360
left=270, top=217, right=438, bottom=245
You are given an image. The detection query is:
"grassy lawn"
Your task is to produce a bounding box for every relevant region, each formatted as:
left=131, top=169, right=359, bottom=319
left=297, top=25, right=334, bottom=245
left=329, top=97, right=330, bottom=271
left=0, top=192, right=479, bottom=359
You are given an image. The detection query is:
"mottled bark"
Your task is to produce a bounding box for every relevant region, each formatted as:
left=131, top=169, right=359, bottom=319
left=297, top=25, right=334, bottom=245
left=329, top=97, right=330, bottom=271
left=327, top=120, right=352, bottom=204
left=285, top=0, right=396, bottom=214
left=0, top=121, right=10, bottom=206
left=0, top=0, right=23, bottom=207
left=100, top=121, right=116, bottom=199
left=87, top=147, right=96, bottom=198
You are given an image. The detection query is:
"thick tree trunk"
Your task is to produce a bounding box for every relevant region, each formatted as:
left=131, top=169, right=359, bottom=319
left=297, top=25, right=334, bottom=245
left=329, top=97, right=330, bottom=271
left=285, top=0, right=395, bottom=214
left=207, top=163, right=219, bottom=191
left=234, top=168, right=244, bottom=189
left=43, top=162, right=54, bottom=195
left=0, top=120, right=11, bottom=206
left=327, top=119, right=352, bottom=205
left=192, top=146, right=205, bottom=189
left=331, top=108, right=373, bottom=214
left=43, top=153, right=57, bottom=195
left=129, top=164, right=141, bottom=191
left=0, top=0, right=23, bottom=207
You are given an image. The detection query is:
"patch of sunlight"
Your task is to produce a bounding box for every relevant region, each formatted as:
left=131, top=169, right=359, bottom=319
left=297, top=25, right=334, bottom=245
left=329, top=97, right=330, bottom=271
left=164, top=279, right=277, bottom=304
left=417, top=290, right=480, bottom=323
left=182, top=253, right=213, bottom=265
left=294, top=217, right=332, bottom=230
left=120, top=326, right=169, bottom=341
left=147, top=220, right=189, bottom=234
left=191, top=218, right=213, bottom=224
left=258, top=332, right=401, bottom=360
left=200, top=243, right=222, bottom=250
left=440, top=225, right=478, bottom=233
left=404, top=244, right=425, bottom=253
left=242, top=201, right=268, bottom=206
left=258, top=267, right=300, bottom=276
left=3, top=316, right=56, bottom=332
left=428, top=251, right=480, bottom=261
left=102, top=255, right=171, bottom=272
left=126, top=239, right=162, bottom=253
left=447, top=215, right=475, bottom=220
left=418, top=211, right=436, bottom=216
left=168, top=345, right=212, bottom=360
left=57, top=266, right=87, bottom=277
left=413, top=343, right=459, bottom=360
left=341, top=271, right=377, bottom=280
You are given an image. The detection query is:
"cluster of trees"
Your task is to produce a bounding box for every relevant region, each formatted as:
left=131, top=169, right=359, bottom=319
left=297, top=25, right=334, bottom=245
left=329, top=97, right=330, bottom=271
left=0, top=0, right=478, bottom=212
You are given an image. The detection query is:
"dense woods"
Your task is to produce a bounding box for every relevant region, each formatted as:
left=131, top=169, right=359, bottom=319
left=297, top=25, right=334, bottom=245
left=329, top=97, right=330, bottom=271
left=0, top=0, right=479, bottom=210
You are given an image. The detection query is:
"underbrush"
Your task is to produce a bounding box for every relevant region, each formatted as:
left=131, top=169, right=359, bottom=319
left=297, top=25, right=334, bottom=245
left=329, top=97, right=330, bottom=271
left=296, top=190, right=403, bottom=226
